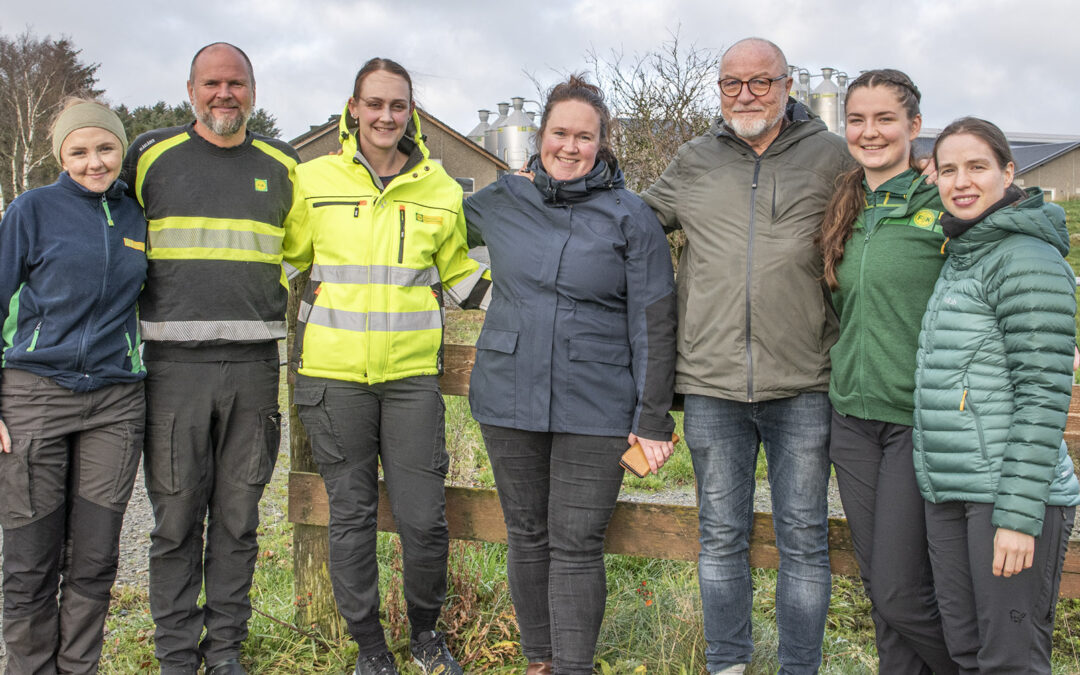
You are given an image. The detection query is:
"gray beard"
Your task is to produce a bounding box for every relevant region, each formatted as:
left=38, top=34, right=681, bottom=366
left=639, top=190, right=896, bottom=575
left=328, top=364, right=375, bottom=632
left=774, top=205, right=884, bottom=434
left=198, top=109, right=250, bottom=138
left=728, top=105, right=785, bottom=143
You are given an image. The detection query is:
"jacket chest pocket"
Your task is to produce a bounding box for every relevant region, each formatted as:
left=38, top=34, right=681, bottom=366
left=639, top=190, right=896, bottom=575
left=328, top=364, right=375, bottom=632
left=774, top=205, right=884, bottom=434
left=394, top=203, right=455, bottom=266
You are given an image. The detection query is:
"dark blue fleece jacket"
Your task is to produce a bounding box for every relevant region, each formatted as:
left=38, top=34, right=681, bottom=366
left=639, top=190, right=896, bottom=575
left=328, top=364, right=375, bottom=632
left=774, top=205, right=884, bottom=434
left=0, top=172, right=147, bottom=396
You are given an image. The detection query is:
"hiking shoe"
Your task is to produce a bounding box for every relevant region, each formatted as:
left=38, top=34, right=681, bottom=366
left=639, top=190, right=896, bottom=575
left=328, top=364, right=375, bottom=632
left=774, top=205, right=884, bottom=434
left=410, top=631, right=463, bottom=675
left=354, top=651, right=399, bottom=675
left=206, top=659, right=247, bottom=675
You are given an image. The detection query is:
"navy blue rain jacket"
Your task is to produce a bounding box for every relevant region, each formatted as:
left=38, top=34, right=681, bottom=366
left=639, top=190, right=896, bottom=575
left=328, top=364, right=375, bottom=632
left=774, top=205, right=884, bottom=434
left=0, top=172, right=148, bottom=396
left=465, top=157, right=676, bottom=439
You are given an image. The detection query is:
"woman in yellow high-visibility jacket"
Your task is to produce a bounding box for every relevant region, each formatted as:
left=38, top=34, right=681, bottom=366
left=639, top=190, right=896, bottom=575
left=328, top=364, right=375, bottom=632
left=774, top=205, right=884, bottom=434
left=284, top=58, right=489, bottom=675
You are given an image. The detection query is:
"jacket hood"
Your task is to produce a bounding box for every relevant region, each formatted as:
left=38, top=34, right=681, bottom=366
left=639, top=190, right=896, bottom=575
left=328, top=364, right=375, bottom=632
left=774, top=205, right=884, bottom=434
left=946, top=186, right=1069, bottom=259
left=527, top=154, right=625, bottom=204
left=711, top=98, right=827, bottom=155
left=336, top=104, right=428, bottom=182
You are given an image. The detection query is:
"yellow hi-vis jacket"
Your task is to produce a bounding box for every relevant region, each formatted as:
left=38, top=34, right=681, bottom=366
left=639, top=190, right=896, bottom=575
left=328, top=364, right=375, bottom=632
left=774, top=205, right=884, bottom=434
left=283, top=108, right=491, bottom=384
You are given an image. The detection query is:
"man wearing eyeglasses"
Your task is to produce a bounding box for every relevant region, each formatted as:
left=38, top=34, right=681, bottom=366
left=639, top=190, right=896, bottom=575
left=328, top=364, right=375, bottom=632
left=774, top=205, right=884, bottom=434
left=642, top=37, right=853, bottom=675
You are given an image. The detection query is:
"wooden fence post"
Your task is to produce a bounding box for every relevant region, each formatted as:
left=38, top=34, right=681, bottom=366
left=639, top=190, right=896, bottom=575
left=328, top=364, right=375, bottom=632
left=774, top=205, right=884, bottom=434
left=288, top=274, right=346, bottom=638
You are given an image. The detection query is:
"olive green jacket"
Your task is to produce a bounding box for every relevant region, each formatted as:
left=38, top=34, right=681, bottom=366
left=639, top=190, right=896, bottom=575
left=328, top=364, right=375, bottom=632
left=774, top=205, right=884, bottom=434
left=642, top=100, right=853, bottom=402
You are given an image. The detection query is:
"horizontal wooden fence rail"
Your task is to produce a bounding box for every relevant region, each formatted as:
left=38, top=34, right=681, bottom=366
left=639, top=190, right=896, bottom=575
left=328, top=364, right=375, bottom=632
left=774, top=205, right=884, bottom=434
left=287, top=343, right=1080, bottom=602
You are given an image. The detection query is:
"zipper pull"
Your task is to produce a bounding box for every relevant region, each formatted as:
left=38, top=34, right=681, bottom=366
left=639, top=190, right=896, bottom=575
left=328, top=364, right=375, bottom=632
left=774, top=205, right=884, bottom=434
left=959, top=389, right=968, bottom=411
left=940, top=237, right=949, bottom=255
left=101, top=195, right=115, bottom=226
left=398, top=205, right=406, bottom=264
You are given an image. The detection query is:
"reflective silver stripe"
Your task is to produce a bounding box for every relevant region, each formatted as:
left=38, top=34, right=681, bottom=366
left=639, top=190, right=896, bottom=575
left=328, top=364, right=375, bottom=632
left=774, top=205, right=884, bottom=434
left=305, top=305, right=441, bottom=332
left=297, top=301, right=314, bottom=323
left=150, top=228, right=283, bottom=255
left=444, top=264, right=489, bottom=307
left=311, top=264, right=439, bottom=288
left=140, top=320, right=286, bottom=341
left=283, top=261, right=301, bottom=280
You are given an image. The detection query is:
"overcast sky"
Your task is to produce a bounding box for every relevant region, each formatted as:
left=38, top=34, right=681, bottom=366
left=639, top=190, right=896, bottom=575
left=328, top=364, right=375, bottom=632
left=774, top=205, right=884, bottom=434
left=5, top=0, right=1079, bottom=143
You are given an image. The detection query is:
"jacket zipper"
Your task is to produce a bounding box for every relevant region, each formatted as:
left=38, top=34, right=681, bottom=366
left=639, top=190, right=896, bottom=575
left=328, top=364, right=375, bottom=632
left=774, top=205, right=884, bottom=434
left=27, top=321, right=42, bottom=351
left=745, top=158, right=762, bottom=402
left=398, top=205, right=406, bottom=264
left=75, top=196, right=113, bottom=375
left=856, top=193, right=878, bottom=419
left=960, top=375, right=989, bottom=464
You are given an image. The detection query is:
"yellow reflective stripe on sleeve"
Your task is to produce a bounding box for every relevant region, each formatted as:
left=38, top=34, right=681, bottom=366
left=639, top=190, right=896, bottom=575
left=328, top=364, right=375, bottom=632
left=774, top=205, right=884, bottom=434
left=141, top=319, right=286, bottom=342
left=135, top=133, right=190, bottom=207
left=301, top=302, right=441, bottom=332
left=147, top=217, right=284, bottom=262
left=252, top=139, right=298, bottom=170
left=311, top=263, right=440, bottom=287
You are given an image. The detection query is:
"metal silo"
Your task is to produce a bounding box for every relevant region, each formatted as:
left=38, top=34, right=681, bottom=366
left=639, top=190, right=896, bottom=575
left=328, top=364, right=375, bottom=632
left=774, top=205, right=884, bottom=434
left=836, top=72, right=849, bottom=133
left=484, top=102, right=510, bottom=154
left=811, top=67, right=840, bottom=134
left=794, top=69, right=811, bottom=106
left=497, top=97, right=537, bottom=170
left=467, top=110, right=492, bottom=147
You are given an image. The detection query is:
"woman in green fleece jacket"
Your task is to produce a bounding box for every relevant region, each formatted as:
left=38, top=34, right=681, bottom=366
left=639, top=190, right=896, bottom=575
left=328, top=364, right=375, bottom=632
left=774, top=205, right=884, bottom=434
left=819, top=70, right=957, bottom=674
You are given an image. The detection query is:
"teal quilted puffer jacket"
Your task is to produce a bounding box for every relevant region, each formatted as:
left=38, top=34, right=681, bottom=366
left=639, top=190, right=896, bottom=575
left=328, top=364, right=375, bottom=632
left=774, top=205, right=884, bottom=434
left=913, top=187, right=1080, bottom=537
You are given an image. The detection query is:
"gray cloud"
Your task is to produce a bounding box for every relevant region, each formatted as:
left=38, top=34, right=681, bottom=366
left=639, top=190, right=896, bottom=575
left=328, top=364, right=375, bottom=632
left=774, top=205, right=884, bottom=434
left=6, top=0, right=1078, bottom=141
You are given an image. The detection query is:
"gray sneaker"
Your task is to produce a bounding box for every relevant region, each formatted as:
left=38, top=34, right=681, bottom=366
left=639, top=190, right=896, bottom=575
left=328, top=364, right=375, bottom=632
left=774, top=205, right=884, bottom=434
left=410, top=631, right=463, bottom=675
left=354, top=651, right=399, bottom=675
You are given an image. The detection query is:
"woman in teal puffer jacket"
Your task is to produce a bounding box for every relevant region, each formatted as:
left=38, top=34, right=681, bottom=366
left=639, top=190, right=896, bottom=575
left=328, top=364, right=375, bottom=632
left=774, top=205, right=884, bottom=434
left=913, top=117, right=1080, bottom=673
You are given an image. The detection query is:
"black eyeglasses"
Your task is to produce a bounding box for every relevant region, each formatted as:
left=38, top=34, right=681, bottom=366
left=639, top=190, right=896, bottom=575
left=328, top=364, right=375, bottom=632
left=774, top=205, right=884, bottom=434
left=718, top=74, right=788, bottom=98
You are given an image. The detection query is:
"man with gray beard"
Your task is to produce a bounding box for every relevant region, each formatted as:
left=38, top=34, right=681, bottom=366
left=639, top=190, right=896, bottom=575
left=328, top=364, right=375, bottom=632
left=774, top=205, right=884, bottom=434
left=641, top=38, right=852, bottom=674
left=120, top=42, right=299, bottom=675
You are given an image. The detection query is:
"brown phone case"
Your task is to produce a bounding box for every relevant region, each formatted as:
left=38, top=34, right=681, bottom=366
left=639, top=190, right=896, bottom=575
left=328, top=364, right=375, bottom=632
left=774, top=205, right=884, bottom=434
left=620, top=433, right=679, bottom=478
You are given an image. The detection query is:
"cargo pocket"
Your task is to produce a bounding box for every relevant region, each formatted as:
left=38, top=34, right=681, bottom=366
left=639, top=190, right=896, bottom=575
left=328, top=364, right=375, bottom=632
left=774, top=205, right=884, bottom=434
left=0, top=435, right=35, bottom=525
left=248, top=404, right=282, bottom=486
left=432, top=393, right=449, bottom=476
left=144, top=413, right=177, bottom=495
left=293, top=380, right=346, bottom=468
left=110, top=421, right=145, bottom=506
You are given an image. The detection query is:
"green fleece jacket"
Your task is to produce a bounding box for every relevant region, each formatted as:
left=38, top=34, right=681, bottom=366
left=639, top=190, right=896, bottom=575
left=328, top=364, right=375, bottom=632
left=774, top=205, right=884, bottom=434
left=829, top=169, right=945, bottom=426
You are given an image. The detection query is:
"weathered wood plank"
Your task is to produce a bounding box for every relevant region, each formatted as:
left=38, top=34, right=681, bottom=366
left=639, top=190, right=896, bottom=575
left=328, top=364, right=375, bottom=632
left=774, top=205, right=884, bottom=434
left=291, top=353, right=1080, bottom=604
left=288, top=470, right=1080, bottom=596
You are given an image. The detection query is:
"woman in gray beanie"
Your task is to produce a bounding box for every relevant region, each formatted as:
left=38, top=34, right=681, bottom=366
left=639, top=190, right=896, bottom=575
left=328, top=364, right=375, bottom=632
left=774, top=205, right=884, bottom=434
left=0, top=97, right=148, bottom=673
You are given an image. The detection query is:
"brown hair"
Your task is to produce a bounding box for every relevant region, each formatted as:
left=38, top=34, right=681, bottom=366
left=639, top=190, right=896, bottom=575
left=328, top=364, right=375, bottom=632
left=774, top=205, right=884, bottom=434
left=932, top=116, right=1013, bottom=170
left=537, top=73, right=616, bottom=167
left=352, top=57, right=413, bottom=103
left=821, top=69, right=922, bottom=290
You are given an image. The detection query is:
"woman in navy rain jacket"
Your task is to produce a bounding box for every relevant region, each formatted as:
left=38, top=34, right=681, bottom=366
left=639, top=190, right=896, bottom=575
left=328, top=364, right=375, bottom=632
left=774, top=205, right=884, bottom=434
left=465, top=75, right=677, bottom=675
left=0, top=99, right=147, bottom=674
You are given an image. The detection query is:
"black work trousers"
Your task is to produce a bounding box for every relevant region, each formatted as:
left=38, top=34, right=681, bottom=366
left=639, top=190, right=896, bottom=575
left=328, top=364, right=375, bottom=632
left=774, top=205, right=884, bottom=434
left=293, top=374, right=449, bottom=656
left=0, top=368, right=144, bottom=675
left=829, top=411, right=957, bottom=674
left=926, top=500, right=1074, bottom=674
left=479, top=425, right=627, bottom=675
left=143, top=359, right=280, bottom=674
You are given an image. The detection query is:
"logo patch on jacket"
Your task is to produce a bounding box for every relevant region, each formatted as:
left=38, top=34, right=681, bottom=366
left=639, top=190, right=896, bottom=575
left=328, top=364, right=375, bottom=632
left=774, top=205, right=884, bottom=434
left=123, top=238, right=146, bottom=252
left=912, top=209, right=940, bottom=229
left=415, top=213, right=443, bottom=225
left=254, top=178, right=269, bottom=192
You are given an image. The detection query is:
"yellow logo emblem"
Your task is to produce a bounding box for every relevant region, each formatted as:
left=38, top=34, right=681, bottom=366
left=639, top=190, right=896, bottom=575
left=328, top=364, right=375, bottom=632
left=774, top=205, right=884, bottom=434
left=415, top=213, right=444, bottom=225
left=254, top=178, right=268, bottom=192
left=913, top=209, right=937, bottom=229
left=123, top=238, right=146, bottom=252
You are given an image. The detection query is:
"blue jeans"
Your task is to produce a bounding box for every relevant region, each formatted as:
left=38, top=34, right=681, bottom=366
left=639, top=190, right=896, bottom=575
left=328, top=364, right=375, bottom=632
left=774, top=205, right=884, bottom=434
left=685, top=392, right=832, bottom=674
